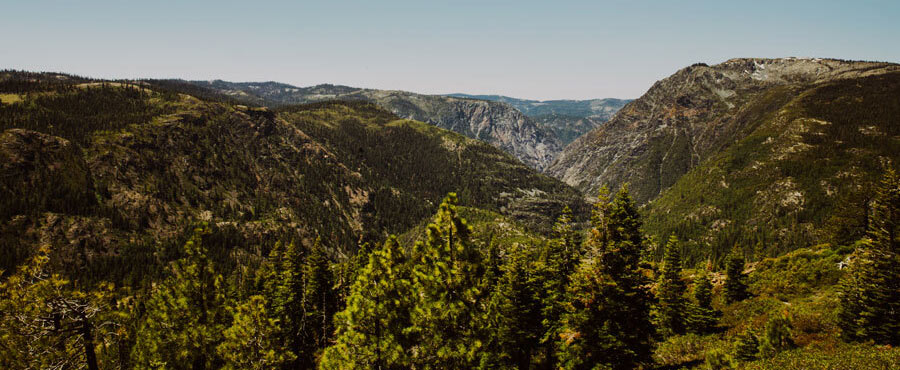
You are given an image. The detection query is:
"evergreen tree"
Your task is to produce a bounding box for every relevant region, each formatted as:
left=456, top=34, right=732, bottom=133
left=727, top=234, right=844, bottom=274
left=258, top=240, right=305, bottom=368
left=489, top=247, right=544, bottom=369
left=758, top=313, right=795, bottom=358
left=132, top=224, right=227, bottom=370
left=656, top=235, right=688, bottom=337
left=218, top=295, right=296, bottom=369
left=320, top=236, right=413, bottom=369
left=724, top=252, right=750, bottom=304
left=732, top=330, right=759, bottom=362
left=537, top=206, right=584, bottom=368
left=301, top=237, right=338, bottom=366
left=0, top=246, right=122, bottom=370
left=557, top=186, right=655, bottom=370
left=687, top=271, right=718, bottom=334
left=408, top=193, right=486, bottom=368
left=838, top=168, right=900, bottom=344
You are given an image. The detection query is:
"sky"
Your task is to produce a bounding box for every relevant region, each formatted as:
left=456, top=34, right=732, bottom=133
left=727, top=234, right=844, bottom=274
left=2, top=0, right=899, bottom=100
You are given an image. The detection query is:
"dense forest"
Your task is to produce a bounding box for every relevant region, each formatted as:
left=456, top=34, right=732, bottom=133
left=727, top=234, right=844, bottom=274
left=1, top=70, right=899, bottom=369
left=2, top=177, right=899, bottom=369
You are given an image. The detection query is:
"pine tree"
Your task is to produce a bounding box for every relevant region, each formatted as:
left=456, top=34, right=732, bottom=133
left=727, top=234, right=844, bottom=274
left=758, top=313, right=794, bottom=358
left=301, top=236, right=338, bottom=366
left=536, top=206, right=584, bottom=368
left=408, top=193, right=486, bottom=368
left=320, top=236, right=413, bottom=369
left=687, top=271, right=718, bottom=334
left=838, top=168, right=900, bottom=344
left=258, top=240, right=305, bottom=368
left=732, top=330, right=759, bottom=362
left=724, top=251, right=750, bottom=304
left=656, top=235, right=688, bottom=337
left=132, top=224, right=227, bottom=369
left=557, top=186, right=655, bottom=370
left=0, top=246, right=121, bottom=370
left=489, top=247, right=544, bottom=369
left=218, top=295, right=296, bottom=369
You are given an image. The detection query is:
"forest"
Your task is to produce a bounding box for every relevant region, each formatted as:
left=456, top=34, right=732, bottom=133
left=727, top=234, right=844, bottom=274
left=1, top=70, right=899, bottom=369
left=1, top=173, right=898, bottom=369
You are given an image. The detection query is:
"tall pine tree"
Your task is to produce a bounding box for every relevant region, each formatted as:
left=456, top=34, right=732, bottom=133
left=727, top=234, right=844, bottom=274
left=838, top=168, right=900, bottom=345
left=724, top=251, right=750, bottom=304
left=408, top=193, right=486, bottom=368
left=301, top=237, right=338, bottom=367
left=488, top=246, right=544, bottom=369
left=320, top=236, right=413, bottom=369
left=656, top=235, right=688, bottom=337
left=557, top=186, right=655, bottom=370
left=217, top=295, right=296, bottom=369
left=132, top=224, right=227, bottom=370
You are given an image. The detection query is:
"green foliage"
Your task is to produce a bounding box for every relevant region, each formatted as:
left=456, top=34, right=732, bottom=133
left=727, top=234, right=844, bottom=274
left=321, top=236, right=413, bottom=369
left=688, top=272, right=719, bottom=334
left=724, top=252, right=750, bottom=304
left=732, top=330, right=760, bottom=362
left=486, top=246, right=544, bottom=369
left=0, top=245, right=125, bottom=370
left=656, top=235, right=688, bottom=337
left=300, top=237, right=339, bottom=366
left=131, top=225, right=227, bottom=369
left=758, top=314, right=795, bottom=358
left=557, top=187, right=655, bottom=369
left=218, top=295, right=296, bottom=370
left=740, top=341, right=900, bottom=369
left=838, top=168, right=900, bottom=345
left=407, top=193, right=487, bottom=368
left=257, top=240, right=305, bottom=367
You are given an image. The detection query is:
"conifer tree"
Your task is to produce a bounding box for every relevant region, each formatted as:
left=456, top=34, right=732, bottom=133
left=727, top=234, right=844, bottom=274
left=258, top=240, right=305, bottom=368
left=218, top=295, right=296, bottom=370
left=408, top=193, right=486, bottom=368
left=132, top=224, right=227, bottom=370
left=557, top=186, right=654, bottom=370
left=687, top=271, right=718, bottom=334
left=656, top=235, right=688, bottom=337
left=724, top=251, right=750, bottom=304
left=0, top=246, right=121, bottom=370
left=301, top=237, right=338, bottom=366
left=320, top=236, right=413, bottom=369
left=758, top=313, right=794, bottom=358
left=732, top=330, right=759, bottom=362
left=838, top=168, right=900, bottom=345
left=537, top=206, right=584, bottom=368
left=489, top=247, right=544, bottom=369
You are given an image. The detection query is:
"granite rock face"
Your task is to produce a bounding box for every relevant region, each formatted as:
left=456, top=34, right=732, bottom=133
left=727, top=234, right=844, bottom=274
left=546, top=58, right=900, bottom=203
left=191, top=81, right=564, bottom=171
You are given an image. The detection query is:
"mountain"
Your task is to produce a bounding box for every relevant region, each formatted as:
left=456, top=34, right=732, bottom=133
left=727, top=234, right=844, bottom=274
left=545, top=58, right=900, bottom=259
left=185, top=81, right=563, bottom=171
left=447, top=94, right=631, bottom=145
left=548, top=58, right=900, bottom=203
left=0, top=71, right=585, bottom=281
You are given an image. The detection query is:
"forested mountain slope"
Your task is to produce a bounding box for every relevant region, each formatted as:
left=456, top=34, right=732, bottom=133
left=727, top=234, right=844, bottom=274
left=188, top=80, right=564, bottom=170
left=644, top=71, right=900, bottom=261
left=0, top=71, right=585, bottom=283
left=548, top=58, right=900, bottom=204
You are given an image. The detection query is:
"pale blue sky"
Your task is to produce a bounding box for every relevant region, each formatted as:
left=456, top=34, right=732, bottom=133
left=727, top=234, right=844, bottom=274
left=2, top=0, right=898, bottom=99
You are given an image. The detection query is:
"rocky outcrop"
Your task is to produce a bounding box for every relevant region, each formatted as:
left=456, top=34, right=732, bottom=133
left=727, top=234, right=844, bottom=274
left=547, top=58, right=900, bottom=203
left=189, top=81, right=564, bottom=171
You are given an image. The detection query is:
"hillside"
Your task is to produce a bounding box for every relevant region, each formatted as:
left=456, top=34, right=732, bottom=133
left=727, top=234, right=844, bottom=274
left=644, top=71, right=900, bottom=261
left=0, top=71, right=585, bottom=282
left=448, top=93, right=630, bottom=145
left=186, top=81, right=564, bottom=171
left=548, top=58, right=900, bottom=204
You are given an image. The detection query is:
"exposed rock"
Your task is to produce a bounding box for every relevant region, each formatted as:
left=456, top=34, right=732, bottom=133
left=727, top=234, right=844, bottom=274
left=547, top=58, right=900, bottom=203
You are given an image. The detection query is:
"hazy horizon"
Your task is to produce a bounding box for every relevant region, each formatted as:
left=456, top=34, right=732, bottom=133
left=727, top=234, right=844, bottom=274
left=3, top=0, right=899, bottom=100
